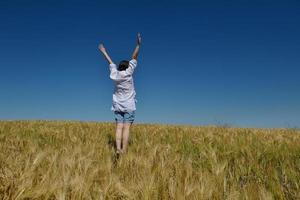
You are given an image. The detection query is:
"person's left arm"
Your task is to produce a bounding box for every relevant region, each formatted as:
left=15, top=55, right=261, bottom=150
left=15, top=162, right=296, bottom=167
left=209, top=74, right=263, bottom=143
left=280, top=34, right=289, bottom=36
left=98, top=43, right=114, bottom=64
left=98, top=43, right=118, bottom=79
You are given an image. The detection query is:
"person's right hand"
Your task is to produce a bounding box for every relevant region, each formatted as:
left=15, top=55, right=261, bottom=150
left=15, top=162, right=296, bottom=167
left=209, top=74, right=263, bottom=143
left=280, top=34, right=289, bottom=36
left=137, top=33, right=142, bottom=45
left=98, top=43, right=106, bottom=52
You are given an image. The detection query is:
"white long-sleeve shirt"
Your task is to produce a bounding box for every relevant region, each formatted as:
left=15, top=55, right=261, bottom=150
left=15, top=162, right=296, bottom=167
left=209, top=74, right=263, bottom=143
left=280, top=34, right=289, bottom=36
left=109, top=59, right=137, bottom=112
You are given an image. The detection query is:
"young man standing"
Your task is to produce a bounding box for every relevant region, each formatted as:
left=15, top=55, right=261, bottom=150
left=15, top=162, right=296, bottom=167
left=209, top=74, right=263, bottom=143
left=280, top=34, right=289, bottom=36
left=98, top=33, right=141, bottom=154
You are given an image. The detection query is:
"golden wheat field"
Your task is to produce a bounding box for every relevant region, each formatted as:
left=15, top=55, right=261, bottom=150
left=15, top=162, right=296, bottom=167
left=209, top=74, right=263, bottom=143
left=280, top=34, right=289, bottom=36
left=0, top=121, right=299, bottom=200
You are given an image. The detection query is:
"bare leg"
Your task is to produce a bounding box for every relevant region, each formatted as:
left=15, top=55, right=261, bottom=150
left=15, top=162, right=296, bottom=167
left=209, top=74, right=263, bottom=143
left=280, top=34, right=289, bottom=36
left=115, top=123, right=123, bottom=153
left=122, top=123, right=131, bottom=153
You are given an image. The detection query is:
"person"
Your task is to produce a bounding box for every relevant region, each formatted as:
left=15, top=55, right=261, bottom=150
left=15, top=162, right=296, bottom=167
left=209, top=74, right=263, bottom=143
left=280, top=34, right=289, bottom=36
left=98, top=33, right=141, bottom=154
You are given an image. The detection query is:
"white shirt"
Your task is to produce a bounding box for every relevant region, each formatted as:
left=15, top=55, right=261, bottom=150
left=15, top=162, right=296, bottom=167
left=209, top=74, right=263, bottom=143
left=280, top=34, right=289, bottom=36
left=109, top=59, right=137, bottom=112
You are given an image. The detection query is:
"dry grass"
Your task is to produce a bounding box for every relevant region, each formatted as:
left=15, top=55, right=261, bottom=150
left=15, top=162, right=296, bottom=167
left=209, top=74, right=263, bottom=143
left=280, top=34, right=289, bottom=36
left=0, top=120, right=299, bottom=200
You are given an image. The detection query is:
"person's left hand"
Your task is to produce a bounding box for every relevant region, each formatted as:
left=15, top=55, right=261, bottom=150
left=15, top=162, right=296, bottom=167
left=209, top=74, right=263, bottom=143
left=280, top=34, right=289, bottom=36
left=98, top=43, right=106, bottom=52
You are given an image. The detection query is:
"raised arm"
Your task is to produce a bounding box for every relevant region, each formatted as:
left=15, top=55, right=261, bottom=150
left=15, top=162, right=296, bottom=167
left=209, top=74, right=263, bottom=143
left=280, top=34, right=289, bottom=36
left=98, top=43, right=114, bottom=64
left=132, top=33, right=142, bottom=60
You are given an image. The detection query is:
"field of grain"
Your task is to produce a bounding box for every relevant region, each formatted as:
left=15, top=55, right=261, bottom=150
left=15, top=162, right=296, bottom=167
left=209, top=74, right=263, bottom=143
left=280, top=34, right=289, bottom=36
left=0, top=121, right=299, bottom=199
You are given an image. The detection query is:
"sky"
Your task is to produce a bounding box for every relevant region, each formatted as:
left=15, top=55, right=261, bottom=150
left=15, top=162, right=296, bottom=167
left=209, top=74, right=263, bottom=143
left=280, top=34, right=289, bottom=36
left=0, top=0, right=299, bottom=128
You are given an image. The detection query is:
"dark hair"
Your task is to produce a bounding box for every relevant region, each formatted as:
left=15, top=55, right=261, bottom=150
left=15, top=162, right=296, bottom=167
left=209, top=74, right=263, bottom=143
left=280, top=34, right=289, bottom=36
left=118, top=60, right=129, bottom=71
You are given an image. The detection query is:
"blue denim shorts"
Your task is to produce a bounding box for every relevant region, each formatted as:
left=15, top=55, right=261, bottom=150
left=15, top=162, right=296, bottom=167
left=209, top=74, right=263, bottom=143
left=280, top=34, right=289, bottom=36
left=114, top=111, right=135, bottom=123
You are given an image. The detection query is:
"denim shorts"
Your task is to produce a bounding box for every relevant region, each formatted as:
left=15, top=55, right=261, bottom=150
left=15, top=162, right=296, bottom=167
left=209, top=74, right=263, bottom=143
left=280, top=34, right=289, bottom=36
left=114, top=111, right=135, bottom=123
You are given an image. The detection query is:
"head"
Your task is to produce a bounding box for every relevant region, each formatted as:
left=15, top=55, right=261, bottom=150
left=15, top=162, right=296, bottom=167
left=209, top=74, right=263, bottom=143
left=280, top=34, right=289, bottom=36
left=118, top=60, right=129, bottom=71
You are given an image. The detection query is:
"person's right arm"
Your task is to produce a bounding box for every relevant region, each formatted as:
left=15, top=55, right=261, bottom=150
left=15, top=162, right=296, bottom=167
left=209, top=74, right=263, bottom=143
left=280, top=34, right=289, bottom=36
left=131, top=33, right=141, bottom=60
left=124, top=33, right=141, bottom=76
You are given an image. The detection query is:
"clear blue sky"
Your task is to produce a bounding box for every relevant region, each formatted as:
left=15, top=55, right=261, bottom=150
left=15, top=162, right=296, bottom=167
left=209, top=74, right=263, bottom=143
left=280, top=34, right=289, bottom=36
left=0, top=0, right=299, bottom=128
